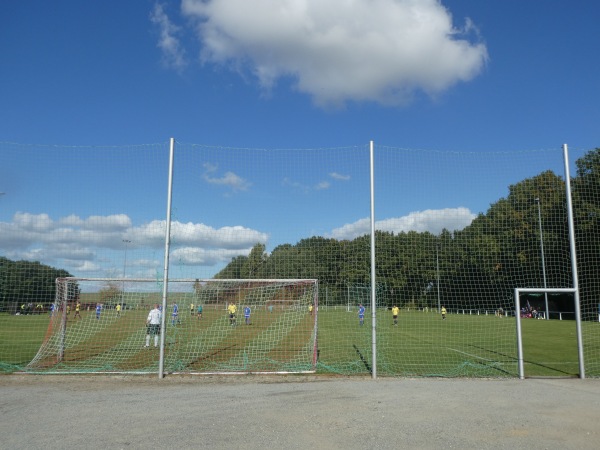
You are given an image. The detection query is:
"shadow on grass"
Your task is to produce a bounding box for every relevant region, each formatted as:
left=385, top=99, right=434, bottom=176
left=467, top=344, right=577, bottom=377
left=353, top=344, right=372, bottom=374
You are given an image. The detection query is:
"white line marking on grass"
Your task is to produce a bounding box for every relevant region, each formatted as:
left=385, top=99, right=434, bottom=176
left=448, top=348, right=496, bottom=362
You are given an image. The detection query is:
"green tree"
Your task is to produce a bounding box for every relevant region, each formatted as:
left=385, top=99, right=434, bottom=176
left=0, top=258, right=73, bottom=314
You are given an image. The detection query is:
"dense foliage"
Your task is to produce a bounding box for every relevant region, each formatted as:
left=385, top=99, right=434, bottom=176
left=0, top=258, right=73, bottom=313
left=217, top=148, right=600, bottom=319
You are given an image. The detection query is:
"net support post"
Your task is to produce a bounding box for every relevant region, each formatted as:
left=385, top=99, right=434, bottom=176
left=563, top=144, right=585, bottom=379
left=514, top=289, right=524, bottom=379
left=369, top=140, right=377, bottom=380
left=159, top=137, right=175, bottom=379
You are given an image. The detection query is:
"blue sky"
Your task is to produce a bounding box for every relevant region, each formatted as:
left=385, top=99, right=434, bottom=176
left=0, top=0, right=598, bottom=280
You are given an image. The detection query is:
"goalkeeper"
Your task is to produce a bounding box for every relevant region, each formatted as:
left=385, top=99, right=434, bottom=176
left=145, top=304, right=162, bottom=348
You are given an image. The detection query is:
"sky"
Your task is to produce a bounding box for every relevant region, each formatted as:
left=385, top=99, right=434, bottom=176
left=0, top=0, right=599, bottom=281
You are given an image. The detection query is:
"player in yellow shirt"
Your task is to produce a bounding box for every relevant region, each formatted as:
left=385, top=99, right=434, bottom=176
left=308, top=304, right=313, bottom=316
left=74, top=302, right=81, bottom=319
left=116, top=303, right=121, bottom=318
left=441, top=306, right=447, bottom=320
left=227, top=302, right=237, bottom=326
left=391, top=305, right=400, bottom=326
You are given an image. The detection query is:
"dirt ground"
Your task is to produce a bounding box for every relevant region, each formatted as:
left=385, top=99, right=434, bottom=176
left=1, top=374, right=599, bottom=449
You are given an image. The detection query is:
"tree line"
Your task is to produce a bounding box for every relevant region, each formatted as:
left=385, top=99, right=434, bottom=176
left=1, top=148, right=598, bottom=319
left=216, top=148, right=600, bottom=319
left=0, top=258, right=73, bottom=313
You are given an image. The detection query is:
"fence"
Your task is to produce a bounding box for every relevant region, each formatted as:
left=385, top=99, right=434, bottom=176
left=0, top=140, right=599, bottom=377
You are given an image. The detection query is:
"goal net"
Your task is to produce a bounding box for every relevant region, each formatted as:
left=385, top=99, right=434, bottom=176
left=26, top=277, right=318, bottom=374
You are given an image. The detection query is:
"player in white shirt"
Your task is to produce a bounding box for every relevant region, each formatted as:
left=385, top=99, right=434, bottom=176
left=145, top=304, right=162, bottom=348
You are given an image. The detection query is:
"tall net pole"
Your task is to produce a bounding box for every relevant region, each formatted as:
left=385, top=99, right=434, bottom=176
left=158, top=137, right=175, bottom=379
left=563, top=144, right=585, bottom=379
left=370, top=140, right=377, bottom=379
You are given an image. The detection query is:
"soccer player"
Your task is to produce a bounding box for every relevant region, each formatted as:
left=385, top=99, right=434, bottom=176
left=95, top=303, right=102, bottom=320
left=441, top=306, right=447, bottom=320
left=244, top=306, right=251, bottom=325
left=145, top=304, right=162, bottom=348
left=116, top=303, right=121, bottom=318
left=391, top=305, right=400, bottom=326
left=308, top=304, right=313, bottom=316
left=190, top=303, right=194, bottom=316
left=66, top=304, right=71, bottom=316
left=197, top=304, right=203, bottom=320
left=227, top=302, right=237, bottom=326
left=358, top=303, right=365, bottom=326
left=74, top=302, right=81, bottom=319
left=171, top=303, right=179, bottom=326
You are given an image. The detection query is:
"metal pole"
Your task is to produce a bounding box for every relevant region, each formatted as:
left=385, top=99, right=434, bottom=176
left=563, top=144, right=585, bottom=379
left=122, top=239, right=131, bottom=311
left=159, top=138, right=175, bottom=379
left=534, top=199, right=549, bottom=319
left=514, top=289, right=524, bottom=379
left=436, top=245, right=441, bottom=313
left=369, top=140, right=377, bottom=379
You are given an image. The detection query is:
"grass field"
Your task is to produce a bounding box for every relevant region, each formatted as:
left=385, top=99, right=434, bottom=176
left=0, top=308, right=594, bottom=377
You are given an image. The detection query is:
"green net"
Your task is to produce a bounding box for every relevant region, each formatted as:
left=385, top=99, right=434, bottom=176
left=1, top=141, right=599, bottom=377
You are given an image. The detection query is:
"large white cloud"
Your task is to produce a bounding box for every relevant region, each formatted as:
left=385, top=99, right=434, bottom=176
left=0, top=212, right=268, bottom=276
left=177, top=0, right=488, bottom=107
left=329, top=207, right=476, bottom=240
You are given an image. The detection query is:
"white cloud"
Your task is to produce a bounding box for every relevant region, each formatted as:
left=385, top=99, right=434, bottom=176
left=180, top=0, right=488, bottom=107
left=150, top=2, right=188, bottom=71
left=202, top=162, right=252, bottom=192
left=329, top=207, right=476, bottom=240
left=13, top=212, right=53, bottom=231
left=171, top=247, right=250, bottom=265
left=330, top=172, right=350, bottom=181
left=0, top=212, right=268, bottom=276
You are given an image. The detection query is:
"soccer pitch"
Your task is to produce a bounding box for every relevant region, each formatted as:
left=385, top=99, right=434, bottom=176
left=0, top=309, right=586, bottom=377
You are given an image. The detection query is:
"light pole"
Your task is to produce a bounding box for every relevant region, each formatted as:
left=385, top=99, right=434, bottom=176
left=122, top=239, right=131, bottom=311
left=535, top=198, right=549, bottom=320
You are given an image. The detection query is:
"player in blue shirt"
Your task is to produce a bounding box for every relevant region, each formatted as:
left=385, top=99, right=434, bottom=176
left=95, top=303, right=102, bottom=320
left=171, top=303, right=179, bottom=326
left=244, top=306, right=251, bottom=325
left=358, top=304, right=365, bottom=326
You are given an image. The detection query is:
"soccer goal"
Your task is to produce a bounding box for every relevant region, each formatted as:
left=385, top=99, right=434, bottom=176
left=514, top=287, right=582, bottom=379
left=26, top=277, right=318, bottom=375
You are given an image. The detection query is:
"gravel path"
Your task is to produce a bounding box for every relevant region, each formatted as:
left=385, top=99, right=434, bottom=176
left=1, top=375, right=599, bottom=449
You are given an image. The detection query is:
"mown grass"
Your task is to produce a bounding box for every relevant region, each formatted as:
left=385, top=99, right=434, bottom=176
left=0, top=308, right=593, bottom=377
